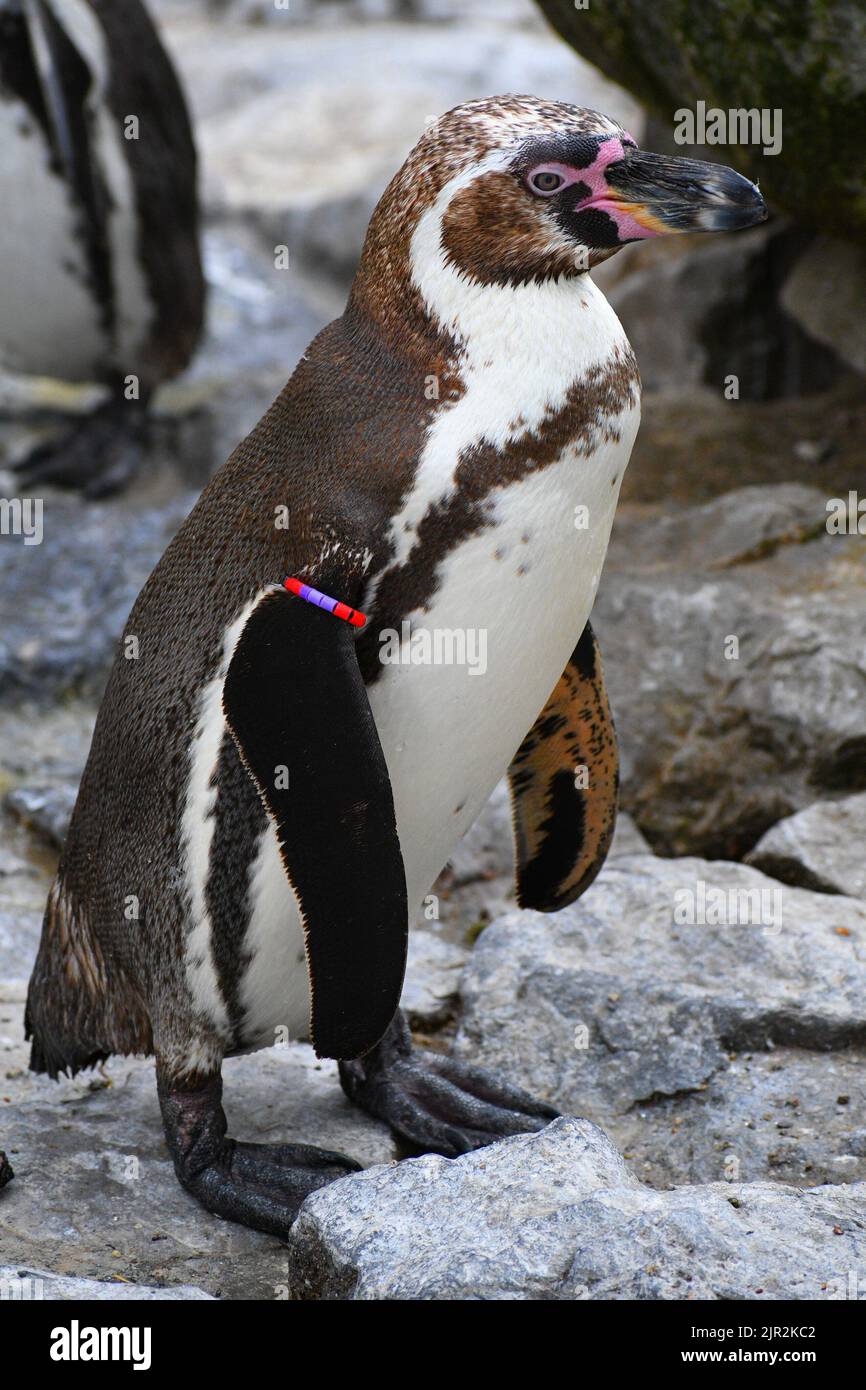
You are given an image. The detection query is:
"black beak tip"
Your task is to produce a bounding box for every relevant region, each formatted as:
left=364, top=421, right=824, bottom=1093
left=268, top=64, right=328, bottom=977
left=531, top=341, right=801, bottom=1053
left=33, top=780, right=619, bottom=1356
left=711, top=172, right=768, bottom=231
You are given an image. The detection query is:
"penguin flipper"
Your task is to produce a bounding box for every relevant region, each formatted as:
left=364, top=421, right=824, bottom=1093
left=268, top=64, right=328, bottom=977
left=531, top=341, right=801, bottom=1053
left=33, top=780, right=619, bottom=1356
left=508, top=620, right=618, bottom=912
left=223, top=587, right=408, bottom=1061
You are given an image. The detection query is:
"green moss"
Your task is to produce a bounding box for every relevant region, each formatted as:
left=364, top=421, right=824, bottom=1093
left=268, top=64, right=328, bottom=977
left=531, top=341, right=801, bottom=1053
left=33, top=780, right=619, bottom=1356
left=464, top=919, right=490, bottom=946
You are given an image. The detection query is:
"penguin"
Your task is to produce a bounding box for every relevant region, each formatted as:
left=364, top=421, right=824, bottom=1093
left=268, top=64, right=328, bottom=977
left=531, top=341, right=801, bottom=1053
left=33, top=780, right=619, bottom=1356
left=25, top=96, right=766, bottom=1237
left=0, top=0, right=204, bottom=495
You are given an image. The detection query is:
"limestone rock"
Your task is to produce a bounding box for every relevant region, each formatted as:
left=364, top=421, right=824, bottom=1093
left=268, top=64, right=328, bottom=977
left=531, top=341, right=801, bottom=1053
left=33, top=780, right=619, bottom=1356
left=747, top=794, right=866, bottom=899
left=287, top=1116, right=866, bottom=1299
left=455, top=854, right=866, bottom=1186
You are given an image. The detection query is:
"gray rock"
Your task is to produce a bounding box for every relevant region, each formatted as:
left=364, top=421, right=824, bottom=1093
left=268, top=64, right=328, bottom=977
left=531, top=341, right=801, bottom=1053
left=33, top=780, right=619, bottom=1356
left=0, top=838, right=48, bottom=994
left=0, top=906, right=42, bottom=997
left=747, top=794, right=866, bottom=899
left=612, top=483, right=829, bottom=572
left=781, top=236, right=866, bottom=377
left=596, top=484, right=866, bottom=858
left=0, top=702, right=94, bottom=788
left=0, top=494, right=194, bottom=706
left=609, top=812, right=651, bottom=858
left=0, top=1266, right=213, bottom=1300
left=402, top=930, right=466, bottom=1031
left=287, top=1116, right=866, bottom=1299
left=617, top=1047, right=866, bottom=1190
left=5, top=785, right=77, bottom=850
left=601, top=223, right=843, bottom=399
left=0, top=703, right=92, bottom=990
left=455, top=854, right=866, bottom=1186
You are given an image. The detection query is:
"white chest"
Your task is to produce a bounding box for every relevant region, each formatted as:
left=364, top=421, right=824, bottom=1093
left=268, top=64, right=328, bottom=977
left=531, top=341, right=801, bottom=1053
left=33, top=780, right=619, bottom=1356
left=364, top=247, right=640, bottom=910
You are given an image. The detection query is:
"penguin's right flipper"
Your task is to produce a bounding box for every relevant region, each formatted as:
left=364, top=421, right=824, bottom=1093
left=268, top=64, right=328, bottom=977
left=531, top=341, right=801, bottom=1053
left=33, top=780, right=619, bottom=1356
left=508, top=620, right=619, bottom=911
left=223, top=586, right=408, bottom=1061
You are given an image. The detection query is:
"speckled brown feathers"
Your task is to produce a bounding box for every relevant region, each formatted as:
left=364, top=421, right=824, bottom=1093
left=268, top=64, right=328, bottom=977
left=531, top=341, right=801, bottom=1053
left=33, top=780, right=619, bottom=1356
left=25, top=881, right=152, bottom=1078
left=508, top=622, right=619, bottom=912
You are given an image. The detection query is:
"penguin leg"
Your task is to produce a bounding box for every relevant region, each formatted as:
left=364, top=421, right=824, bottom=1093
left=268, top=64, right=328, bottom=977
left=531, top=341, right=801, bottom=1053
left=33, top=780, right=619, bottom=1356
left=339, top=1010, right=559, bottom=1157
left=14, top=380, right=150, bottom=499
left=156, top=1061, right=360, bottom=1238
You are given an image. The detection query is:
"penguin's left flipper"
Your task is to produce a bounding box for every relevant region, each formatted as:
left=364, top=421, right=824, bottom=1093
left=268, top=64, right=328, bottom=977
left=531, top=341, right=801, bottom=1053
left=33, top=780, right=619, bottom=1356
left=0, top=1151, right=13, bottom=1190
left=339, top=1010, right=559, bottom=1157
left=223, top=585, right=409, bottom=1061
left=509, top=620, right=619, bottom=912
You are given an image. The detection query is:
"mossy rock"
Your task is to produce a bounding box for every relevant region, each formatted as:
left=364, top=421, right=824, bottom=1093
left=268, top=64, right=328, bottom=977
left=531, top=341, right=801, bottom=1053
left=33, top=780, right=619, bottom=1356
left=536, top=0, right=866, bottom=239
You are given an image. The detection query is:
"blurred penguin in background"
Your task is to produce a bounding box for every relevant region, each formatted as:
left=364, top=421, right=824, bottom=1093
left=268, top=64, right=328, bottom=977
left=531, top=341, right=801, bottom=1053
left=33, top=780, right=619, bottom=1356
left=0, top=0, right=205, bottom=495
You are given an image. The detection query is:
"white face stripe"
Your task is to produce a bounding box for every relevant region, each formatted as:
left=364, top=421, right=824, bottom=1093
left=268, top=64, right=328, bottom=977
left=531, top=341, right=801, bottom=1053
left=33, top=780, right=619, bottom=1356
left=368, top=162, right=634, bottom=590
left=180, top=588, right=279, bottom=1039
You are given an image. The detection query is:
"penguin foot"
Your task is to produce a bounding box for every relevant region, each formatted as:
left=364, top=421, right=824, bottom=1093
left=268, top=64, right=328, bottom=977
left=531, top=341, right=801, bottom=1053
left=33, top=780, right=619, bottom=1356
left=158, top=1068, right=360, bottom=1238
left=0, top=1151, right=13, bottom=1189
left=339, top=1010, right=560, bottom=1157
left=14, top=395, right=148, bottom=499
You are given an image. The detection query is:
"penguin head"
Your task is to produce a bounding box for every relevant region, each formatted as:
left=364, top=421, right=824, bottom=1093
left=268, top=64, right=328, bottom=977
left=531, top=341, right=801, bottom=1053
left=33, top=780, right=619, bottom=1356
left=356, top=95, right=767, bottom=302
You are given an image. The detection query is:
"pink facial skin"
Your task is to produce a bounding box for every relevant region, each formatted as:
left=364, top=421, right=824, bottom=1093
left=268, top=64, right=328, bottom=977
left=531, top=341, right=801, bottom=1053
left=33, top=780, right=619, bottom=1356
left=528, top=135, right=663, bottom=242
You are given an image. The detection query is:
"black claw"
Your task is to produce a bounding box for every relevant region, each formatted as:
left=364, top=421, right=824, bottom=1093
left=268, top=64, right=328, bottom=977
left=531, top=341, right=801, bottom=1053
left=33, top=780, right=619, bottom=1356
left=432, top=1053, right=561, bottom=1119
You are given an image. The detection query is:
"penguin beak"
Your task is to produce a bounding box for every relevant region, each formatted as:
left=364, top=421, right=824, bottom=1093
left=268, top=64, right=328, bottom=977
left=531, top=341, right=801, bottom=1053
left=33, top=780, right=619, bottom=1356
left=601, top=148, right=768, bottom=238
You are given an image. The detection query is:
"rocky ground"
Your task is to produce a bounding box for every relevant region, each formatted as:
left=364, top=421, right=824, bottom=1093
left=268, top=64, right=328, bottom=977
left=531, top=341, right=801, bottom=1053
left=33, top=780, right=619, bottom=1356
left=1, top=0, right=865, bottom=1300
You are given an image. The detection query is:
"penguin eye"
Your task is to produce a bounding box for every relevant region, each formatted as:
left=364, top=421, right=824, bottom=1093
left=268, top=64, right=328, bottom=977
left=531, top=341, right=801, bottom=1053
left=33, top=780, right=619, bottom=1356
left=528, top=169, right=564, bottom=196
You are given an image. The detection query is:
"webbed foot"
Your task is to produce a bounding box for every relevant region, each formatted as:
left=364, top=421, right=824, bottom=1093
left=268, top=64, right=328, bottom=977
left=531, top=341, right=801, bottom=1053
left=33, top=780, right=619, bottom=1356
left=14, top=391, right=149, bottom=499
left=339, top=1010, right=559, bottom=1157
left=158, top=1068, right=359, bottom=1239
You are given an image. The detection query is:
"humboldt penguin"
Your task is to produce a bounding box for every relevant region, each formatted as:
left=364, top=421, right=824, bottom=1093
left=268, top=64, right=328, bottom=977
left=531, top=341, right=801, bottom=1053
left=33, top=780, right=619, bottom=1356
left=0, top=0, right=204, bottom=495
left=26, top=96, right=766, bottom=1236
